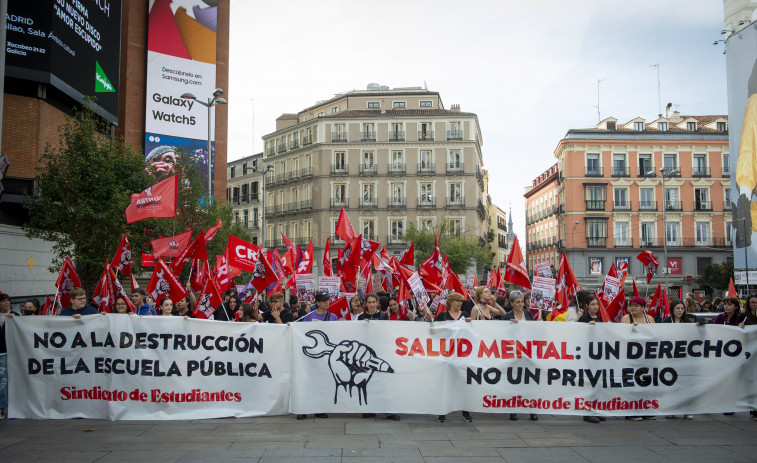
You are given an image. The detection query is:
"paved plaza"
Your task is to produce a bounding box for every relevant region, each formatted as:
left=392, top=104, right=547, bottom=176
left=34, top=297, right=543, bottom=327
left=1, top=412, right=757, bottom=462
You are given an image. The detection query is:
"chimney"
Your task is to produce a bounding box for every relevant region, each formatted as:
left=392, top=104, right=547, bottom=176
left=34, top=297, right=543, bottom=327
left=450, top=104, right=460, bottom=112
left=665, top=102, right=673, bottom=118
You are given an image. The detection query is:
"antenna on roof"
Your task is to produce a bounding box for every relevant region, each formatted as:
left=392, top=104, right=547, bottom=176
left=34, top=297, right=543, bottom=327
left=424, top=80, right=428, bottom=90
left=651, top=63, right=661, bottom=117
left=593, top=78, right=606, bottom=123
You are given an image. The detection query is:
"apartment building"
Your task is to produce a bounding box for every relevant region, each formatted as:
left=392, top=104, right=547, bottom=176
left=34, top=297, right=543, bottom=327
left=259, top=85, right=488, bottom=273
left=227, top=153, right=264, bottom=244
left=526, top=111, right=732, bottom=297
left=489, top=204, right=510, bottom=270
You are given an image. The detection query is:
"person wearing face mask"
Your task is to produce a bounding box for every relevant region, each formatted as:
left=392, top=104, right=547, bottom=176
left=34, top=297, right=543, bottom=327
left=20, top=299, right=40, bottom=316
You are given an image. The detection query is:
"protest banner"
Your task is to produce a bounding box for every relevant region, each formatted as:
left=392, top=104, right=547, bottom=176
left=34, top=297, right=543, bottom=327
left=529, top=276, right=556, bottom=312
left=318, top=276, right=342, bottom=302
left=534, top=262, right=552, bottom=278
left=296, top=274, right=316, bottom=302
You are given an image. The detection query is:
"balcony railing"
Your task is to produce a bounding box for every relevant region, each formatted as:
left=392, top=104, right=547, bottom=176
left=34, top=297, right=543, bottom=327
left=389, top=130, right=405, bottom=141
left=447, top=162, right=464, bottom=173
left=302, top=135, right=312, bottom=146
left=661, top=167, right=681, bottom=177
left=388, top=197, right=406, bottom=208
left=331, top=164, right=349, bottom=175
left=664, top=201, right=683, bottom=211
left=418, top=197, right=436, bottom=208
left=587, top=237, right=607, bottom=247
left=613, top=201, right=630, bottom=211
left=388, top=235, right=405, bottom=244
left=290, top=139, right=299, bottom=150
left=360, top=197, right=378, bottom=208
left=360, top=131, right=376, bottom=142
left=276, top=173, right=287, bottom=184
left=330, top=198, right=348, bottom=209
left=723, top=168, right=731, bottom=178
left=249, top=222, right=259, bottom=230
left=586, top=167, right=603, bottom=177
left=692, top=166, right=710, bottom=177
left=360, top=164, right=377, bottom=175
left=611, top=166, right=630, bottom=177
left=639, top=200, right=657, bottom=211
left=331, top=132, right=348, bottom=142
left=300, top=167, right=313, bottom=178
left=638, top=166, right=654, bottom=177
left=264, top=205, right=275, bottom=215
left=695, top=201, right=712, bottom=211
left=299, top=200, right=312, bottom=210
left=277, top=143, right=287, bottom=153
left=446, top=196, right=465, bottom=208
left=614, top=239, right=633, bottom=248
left=447, top=129, right=463, bottom=140
left=388, top=164, right=406, bottom=175
left=287, top=170, right=299, bottom=181
left=266, top=147, right=275, bottom=156
left=585, top=200, right=605, bottom=211
left=725, top=201, right=732, bottom=211
left=418, top=131, right=434, bottom=141
left=417, top=162, right=435, bottom=173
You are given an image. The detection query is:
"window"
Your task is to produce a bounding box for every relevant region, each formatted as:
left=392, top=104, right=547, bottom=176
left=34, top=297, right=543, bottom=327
left=666, top=222, right=680, bottom=245
left=639, top=154, right=652, bottom=177
left=449, top=182, right=462, bottom=203
left=663, top=154, right=677, bottom=174
left=393, top=101, right=406, bottom=108
left=449, top=150, right=461, bottom=168
left=390, top=182, right=405, bottom=206
left=391, top=150, right=404, bottom=169
left=362, top=150, right=374, bottom=166
left=726, top=221, right=732, bottom=244
left=725, top=187, right=732, bottom=210
left=419, top=100, right=432, bottom=107
left=333, top=123, right=346, bottom=141
left=390, top=122, right=404, bottom=141
left=615, top=222, right=629, bottom=246
left=318, top=112, right=324, bottom=117
left=291, top=222, right=298, bottom=240
left=333, top=183, right=346, bottom=203
left=614, top=188, right=628, bottom=210
left=717, top=122, right=727, bottom=131
left=362, top=220, right=375, bottom=240
left=362, top=123, right=375, bottom=140
left=362, top=183, right=375, bottom=203
left=241, top=183, right=249, bottom=202
left=664, top=188, right=679, bottom=210
left=640, top=188, right=655, bottom=210
left=634, top=121, right=644, bottom=131
left=723, top=154, right=730, bottom=176
left=279, top=191, right=287, bottom=211
left=586, top=219, right=607, bottom=247
left=449, top=219, right=462, bottom=236
left=420, top=219, right=434, bottom=232
left=695, top=222, right=710, bottom=246
left=230, top=166, right=235, bottom=178
left=420, top=150, right=433, bottom=170
left=334, top=151, right=346, bottom=171
left=419, top=122, right=433, bottom=140
left=612, top=153, right=627, bottom=176
left=232, top=186, right=240, bottom=204
left=367, top=102, right=380, bottom=109
left=390, top=219, right=404, bottom=241
left=291, top=188, right=299, bottom=205
left=420, top=182, right=434, bottom=205
left=243, top=210, right=249, bottom=227
left=658, top=121, right=668, bottom=131
left=242, top=162, right=248, bottom=174
left=448, top=122, right=462, bottom=139
left=641, top=222, right=655, bottom=246
left=687, top=121, right=697, bottom=131
left=693, top=154, right=707, bottom=176
left=303, top=221, right=311, bottom=239
left=331, top=106, right=338, bottom=114
left=694, top=188, right=709, bottom=210
left=585, top=185, right=606, bottom=210
left=586, top=153, right=600, bottom=176
left=252, top=207, right=259, bottom=227
left=607, top=121, right=616, bottom=131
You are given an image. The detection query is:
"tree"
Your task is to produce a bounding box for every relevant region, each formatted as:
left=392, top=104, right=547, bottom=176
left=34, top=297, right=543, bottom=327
left=403, top=221, right=493, bottom=274
left=694, top=261, right=734, bottom=293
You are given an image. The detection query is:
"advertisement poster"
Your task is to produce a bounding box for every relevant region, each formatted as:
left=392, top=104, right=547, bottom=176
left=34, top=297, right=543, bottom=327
left=318, top=276, right=341, bottom=302
left=667, top=257, right=682, bottom=275
left=534, top=262, right=552, bottom=278
left=144, top=0, right=218, bottom=191
left=589, top=257, right=602, bottom=275
left=530, top=276, right=556, bottom=312
left=295, top=274, right=315, bottom=302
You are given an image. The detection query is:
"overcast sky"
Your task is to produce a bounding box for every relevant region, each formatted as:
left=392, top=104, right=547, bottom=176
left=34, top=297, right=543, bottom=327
left=226, top=0, right=727, bottom=244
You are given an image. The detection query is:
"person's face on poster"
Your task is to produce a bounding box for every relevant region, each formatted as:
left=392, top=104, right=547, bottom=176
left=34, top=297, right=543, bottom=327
left=146, top=147, right=177, bottom=181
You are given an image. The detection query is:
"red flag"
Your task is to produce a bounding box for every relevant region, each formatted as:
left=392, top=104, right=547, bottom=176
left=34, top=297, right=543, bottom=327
left=204, top=219, right=222, bottom=242
left=728, top=278, right=737, bottom=298
left=130, top=273, right=139, bottom=291
left=93, top=261, right=117, bottom=312
left=215, top=254, right=230, bottom=290
left=169, top=231, right=207, bottom=275
left=41, top=296, right=53, bottom=316
left=607, top=263, right=618, bottom=279
left=632, top=278, right=640, bottom=298
left=226, top=235, right=262, bottom=273
left=190, top=259, right=208, bottom=292
left=281, top=231, right=295, bottom=253
left=125, top=174, right=178, bottom=223
left=359, top=237, right=381, bottom=263
left=606, top=289, right=626, bottom=322
left=194, top=274, right=223, bottom=319
left=297, top=241, right=314, bottom=274
left=328, top=296, right=351, bottom=320
left=109, top=265, right=136, bottom=313
left=647, top=284, right=663, bottom=318
left=420, top=234, right=444, bottom=286
left=594, top=291, right=612, bottom=323
left=637, top=250, right=659, bottom=285
left=617, top=260, right=630, bottom=287
left=146, top=258, right=188, bottom=305
left=337, top=235, right=362, bottom=284
left=55, top=256, right=81, bottom=309
left=151, top=230, right=192, bottom=259
left=323, top=238, right=333, bottom=276
left=473, top=274, right=479, bottom=287
left=364, top=270, right=374, bottom=294
left=250, top=252, right=278, bottom=293
left=444, top=270, right=469, bottom=300
left=399, top=241, right=414, bottom=266
left=280, top=248, right=295, bottom=276
left=335, top=207, right=357, bottom=242
left=111, top=235, right=132, bottom=276
left=661, top=288, right=671, bottom=319
left=504, top=236, right=531, bottom=289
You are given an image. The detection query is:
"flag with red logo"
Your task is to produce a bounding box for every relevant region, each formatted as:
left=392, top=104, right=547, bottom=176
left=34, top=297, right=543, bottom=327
left=504, top=236, right=531, bottom=289
left=215, top=254, right=230, bottom=290
left=606, top=289, right=626, bottom=322
left=637, top=250, right=659, bottom=285
left=335, top=207, right=357, bottom=242
left=661, top=288, right=671, bottom=319
left=41, top=296, right=53, bottom=316
left=337, top=235, right=362, bottom=285
left=420, top=234, right=444, bottom=286
left=359, top=237, right=381, bottom=263
left=151, top=230, right=192, bottom=259
left=328, top=296, right=351, bottom=320
left=194, top=273, right=223, bottom=319
left=323, top=238, right=333, bottom=277
left=204, top=219, right=222, bottom=242
left=93, top=262, right=116, bottom=312
left=55, top=256, right=81, bottom=309
left=297, top=241, right=314, bottom=274
left=647, top=284, right=663, bottom=318
left=110, top=234, right=132, bottom=276
left=125, top=174, right=178, bottom=223
left=146, top=258, right=188, bottom=305
left=279, top=248, right=295, bottom=276
left=169, top=231, right=207, bottom=275
left=594, top=291, right=612, bottom=323
left=399, top=241, right=414, bottom=266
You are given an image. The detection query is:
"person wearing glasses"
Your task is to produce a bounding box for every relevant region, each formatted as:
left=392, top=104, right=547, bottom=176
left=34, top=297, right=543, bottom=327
left=59, top=288, right=99, bottom=318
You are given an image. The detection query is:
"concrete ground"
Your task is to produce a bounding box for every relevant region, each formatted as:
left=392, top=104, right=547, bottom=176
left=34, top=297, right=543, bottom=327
left=1, top=412, right=756, bottom=462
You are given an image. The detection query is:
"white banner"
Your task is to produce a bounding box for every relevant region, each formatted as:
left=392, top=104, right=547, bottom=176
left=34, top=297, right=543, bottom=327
left=7, top=318, right=757, bottom=419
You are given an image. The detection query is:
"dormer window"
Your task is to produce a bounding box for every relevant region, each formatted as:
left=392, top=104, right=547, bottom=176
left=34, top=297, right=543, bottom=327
left=717, top=122, right=727, bottom=131
left=658, top=122, right=668, bottom=131
left=606, top=121, right=616, bottom=131
left=393, top=101, right=406, bottom=108
left=687, top=121, right=697, bottom=131
left=634, top=122, right=644, bottom=131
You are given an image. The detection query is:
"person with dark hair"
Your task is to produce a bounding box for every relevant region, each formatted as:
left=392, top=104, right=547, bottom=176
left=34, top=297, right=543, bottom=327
left=240, top=303, right=262, bottom=322
left=701, top=298, right=714, bottom=312
left=358, top=293, right=386, bottom=321
left=300, top=290, right=339, bottom=322
left=661, top=299, right=695, bottom=324
left=503, top=290, right=538, bottom=421
left=577, top=295, right=602, bottom=324
left=130, top=288, right=156, bottom=316
left=621, top=296, right=654, bottom=325
left=378, top=295, right=389, bottom=312
left=59, top=288, right=99, bottom=318
left=264, top=293, right=294, bottom=324
left=213, top=290, right=239, bottom=321
left=713, top=297, right=745, bottom=326
left=158, top=298, right=174, bottom=316
left=21, top=298, right=40, bottom=316
left=386, top=297, right=411, bottom=321
left=348, top=294, right=364, bottom=320
left=112, top=296, right=131, bottom=314
left=173, top=295, right=193, bottom=318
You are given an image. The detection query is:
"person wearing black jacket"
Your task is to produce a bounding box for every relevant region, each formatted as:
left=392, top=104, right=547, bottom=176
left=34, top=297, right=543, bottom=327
left=502, top=290, right=538, bottom=421
left=661, top=299, right=696, bottom=324
left=263, top=292, right=294, bottom=324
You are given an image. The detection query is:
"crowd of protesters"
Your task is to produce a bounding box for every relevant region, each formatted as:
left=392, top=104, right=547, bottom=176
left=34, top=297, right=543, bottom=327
left=0, top=284, right=755, bottom=421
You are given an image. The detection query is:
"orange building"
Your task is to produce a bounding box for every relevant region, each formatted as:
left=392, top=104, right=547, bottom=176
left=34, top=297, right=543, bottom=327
left=527, top=111, right=732, bottom=298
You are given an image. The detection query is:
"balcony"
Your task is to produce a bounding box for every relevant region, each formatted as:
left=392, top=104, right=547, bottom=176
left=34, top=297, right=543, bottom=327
left=288, top=170, right=300, bottom=181
left=639, top=200, right=657, bottom=211
left=331, top=164, right=349, bottom=175
left=388, top=163, right=406, bottom=175
left=388, top=235, right=405, bottom=245
left=585, top=200, right=605, bottom=211
left=290, top=139, right=299, bottom=150
left=447, top=129, right=463, bottom=140
left=725, top=201, right=732, bottom=211
left=330, top=235, right=344, bottom=245
left=446, top=196, right=465, bottom=208
left=249, top=193, right=259, bottom=203
left=477, top=200, right=487, bottom=220
left=330, top=198, right=348, bottom=209
left=692, top=166, right=710, bottom=177
left=712, top=237, right=732, bottom=248
left=331, top=132, right=348, bottom=142
left=586, top=167, right=604, bottom=177
left=389, top=130, right=405, bottom=141
left=661, top=167, right=681, bottom=177
left=277, top=143, right=287, bottom=153
left=447, top=162, right=464, bottom=174
left=264, top=205, right=275, bottom=215
left=417, top=162, right=435, bottom=174
left=614, top=239, right=633, bottom=248
left=723, top=168, right=731, bottom=178
left=695, top=200, right=712, bottom=211
left=266, top=147, right=275, bottom=156
left=300, top=167, right=313, bottom=178
left=613, top=201, right=630, bottom=211
left=302, top=135, right=312, bottom=146
left=388, top=196, right=406, bottom=208
left=360, top=131, right=376, bottom=142
left=360, top=197, right=378, bottom=209
left=611, top=166, right=630, bottom=177
left=276, top=173, right=287, bottom=184
left=638, top=166, right=654, bottom=177
left=249, top=222, right=259, bottom=230
left=664, top=201, right=683, bottom=211
left=299, top=200, right=312, bottom=210
left=418, top=131, right=434, bottom=141
left=587, top=237, right=607, bottom=247
left=360, top=164, right=377, bottom=175
left=418, top=196, right=436, bottom=208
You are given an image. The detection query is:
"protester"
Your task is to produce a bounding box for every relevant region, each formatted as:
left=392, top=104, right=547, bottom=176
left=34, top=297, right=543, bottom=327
left=112, top=296, right=131, bottom=314
left=20, top=299, right=40, bottom=316
left=701, top=298, right=714, bottom=312
left=577, top=295, right=602, bottom=325
left=173, top=295, right=193, bottom=318
left=214, top=292, right=239, bottom=321
left=239, top=303, right=262, bottom=322
left=739, top=294, right=757, bottom=420
left=301, top=290, right=339, bottom=322
left=264, top=293, right=294, bottom=324
left=386, top=297, right=411, bottom=321
left=661, top=299, right=695, bottom=324
left=0, top=294, right=14, bottom=418
left=713, top=297, right=745, bottom=326
left=712, top=297, right=724, bottom=312
left=621, top=295, right=654, bottom=421
left=684, top=295, right=699, bottom=314
left=349, top=294, right=364, bottom=320
left=358, top=293, right=387, bottom=321
left=435, top=292, right=474, bottom=423
left=503, top=290, right=538, bottom=421
left=470, top=286, right=504, bottom=320
left=158, top=298, right=174, bottom=316
left=59, top=288, right=99, bottom=318
left=131, top=289, right=156, bottom=316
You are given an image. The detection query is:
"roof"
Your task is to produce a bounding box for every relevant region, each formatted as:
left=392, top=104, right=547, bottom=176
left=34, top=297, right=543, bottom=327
left=277, top=113, right=298, bottom=121
left=319, top=109, right=478, bottom=118
left=578, top=115, right=728, bottom=133
left=300, top=89, right=441, bottom=113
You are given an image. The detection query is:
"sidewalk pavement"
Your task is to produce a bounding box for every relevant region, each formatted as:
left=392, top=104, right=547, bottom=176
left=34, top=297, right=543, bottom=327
left=2, top=412, right=756, bottom=462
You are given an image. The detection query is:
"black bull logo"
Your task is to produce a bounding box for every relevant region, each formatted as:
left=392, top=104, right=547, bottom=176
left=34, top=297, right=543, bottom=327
left=302, top=330, right=394, bottom=405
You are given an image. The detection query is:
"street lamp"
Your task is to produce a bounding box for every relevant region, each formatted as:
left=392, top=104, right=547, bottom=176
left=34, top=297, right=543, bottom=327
left=252, top=164, right=274, bottom=247
left=181, top=89, right=227, bottom=201
left=646, top=167, right=680, bottom=292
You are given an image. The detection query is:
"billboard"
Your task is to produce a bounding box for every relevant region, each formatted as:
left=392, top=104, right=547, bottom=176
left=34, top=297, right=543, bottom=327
left=144, top=0, right=217, bottom=191
left=5, top=0, right=122, bottom=124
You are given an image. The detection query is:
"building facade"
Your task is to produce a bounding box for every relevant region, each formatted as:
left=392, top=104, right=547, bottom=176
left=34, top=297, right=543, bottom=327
left=526, top=111, right=732, bottom=298
left=489, top=204, right=509, bottom=270
left=259, top=85, right=488, bottom=272
left=227, top=152, right=263, bottom=244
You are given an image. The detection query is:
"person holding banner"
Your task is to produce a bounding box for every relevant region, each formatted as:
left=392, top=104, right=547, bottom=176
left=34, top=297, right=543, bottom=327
left=264, top=293, right=294, bottom=324
left=239, top=303, right=262, bottom=322
left=214, top=293, right=240, bottom=321
left=301, top=291, right=339, bottom=322
left=112, top=297, right=131, bottom=314
left=434, top=292, right=474, bottom=423
left=502, top=290, right=539, bottom=421
left=158, top=298, right=174, bottom=316
left=661, top=300, right=696, bottom=324
left=349, top=294, right=364, bottom=320
left=577, top=295, right=602, bottom=325
left=173, top=295, right=193, bottom=318
left=621, top=297, right=654, bottom=326
left=713, top=298, right=745, bottom=326
left=59, top=288, right=99, bottom=318
left=131, top=289, right=156, bottom=316
left=387, top=298, right=411, bottom=321
left=358, top=294, right=387, bottom=321
left=470, top=286, right=504, bottom=320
